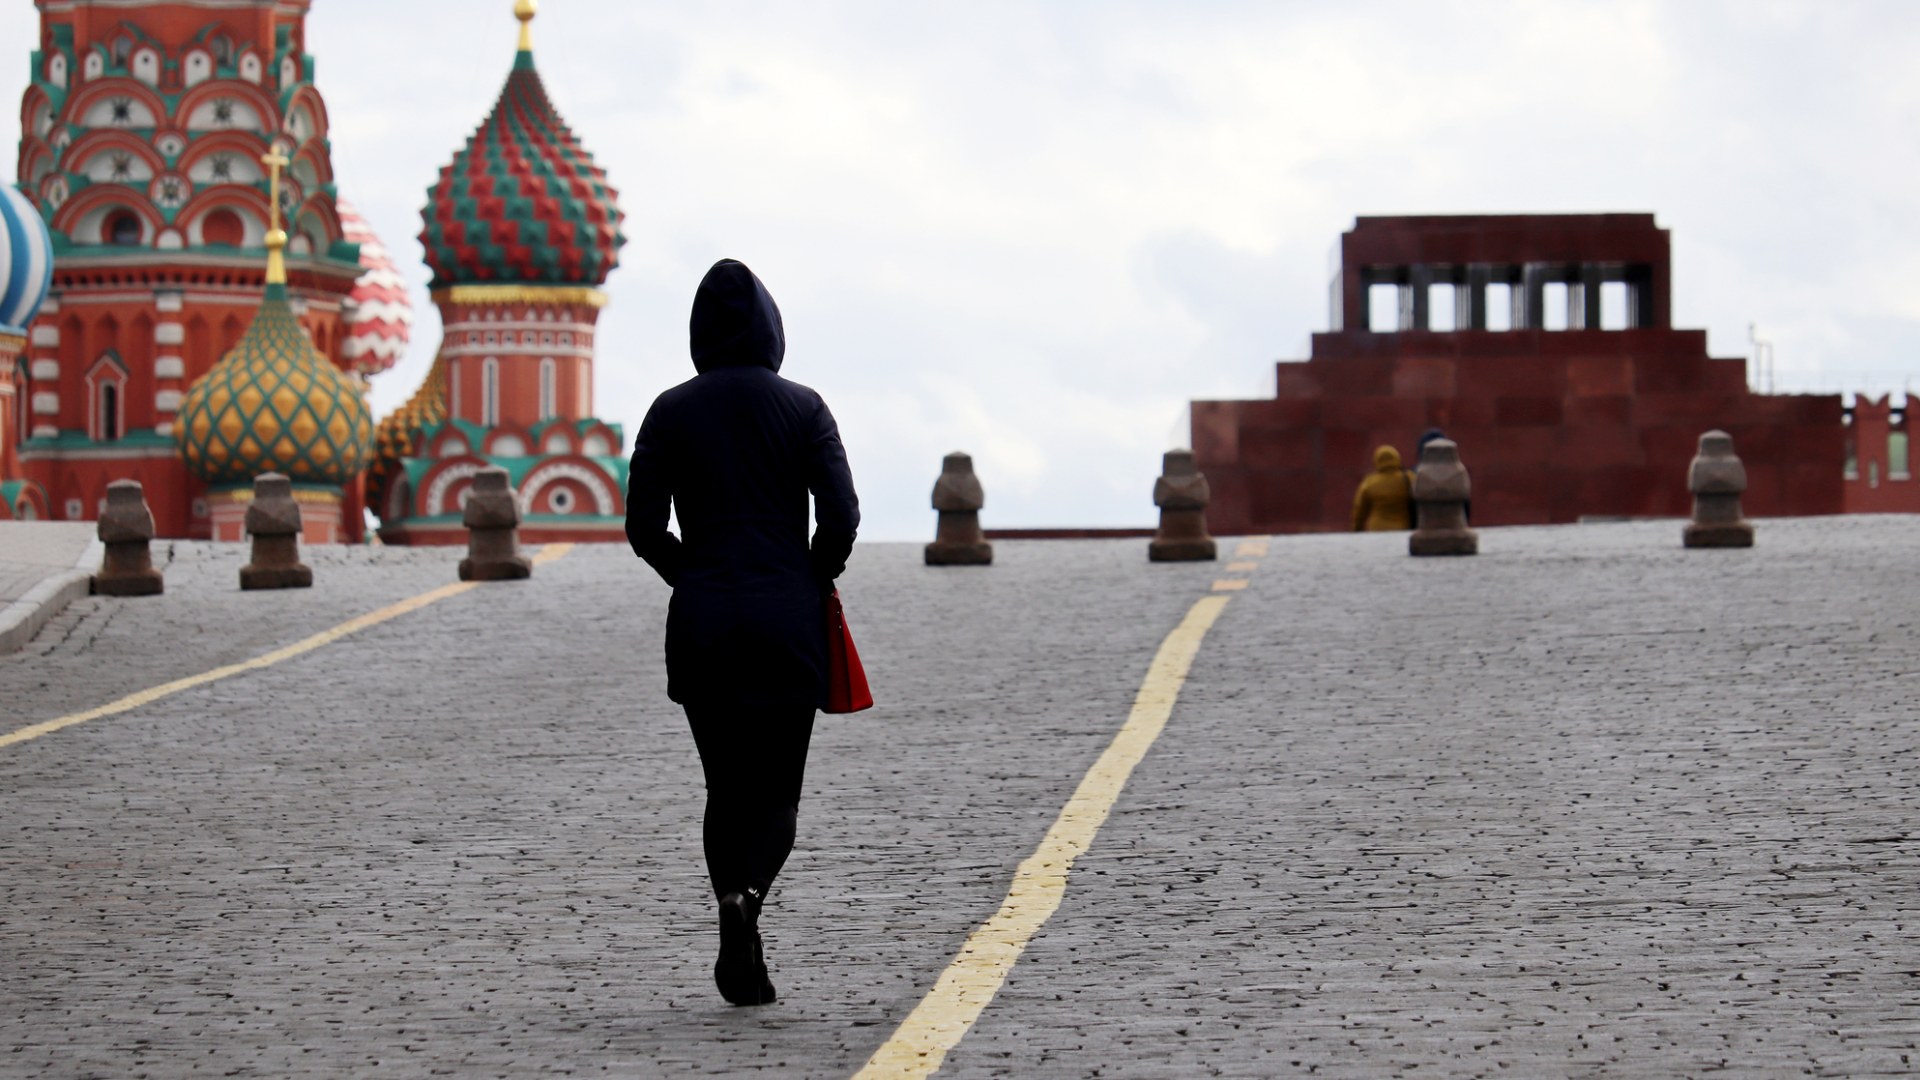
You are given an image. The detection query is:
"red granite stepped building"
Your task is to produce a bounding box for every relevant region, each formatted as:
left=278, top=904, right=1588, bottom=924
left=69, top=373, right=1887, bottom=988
left=7, top=0, right=400, bottom=539
left=370, top=0, right=629, bottom=545
left=1193, top=214, right=1847, bottom=534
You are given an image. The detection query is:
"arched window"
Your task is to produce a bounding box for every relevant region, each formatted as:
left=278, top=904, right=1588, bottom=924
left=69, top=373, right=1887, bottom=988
left=539, top=357, right=556, bottom=420
left=100, top=383, right=120, bottom=441
left=482, top=357, right=499, bottom=427
left=106, top=210, right=142, bottom=246
left=201, top=209, right=243, bottom=247
left=87, top=341, right=127, bottom=444
left=14, top=358, right=29, bottom=448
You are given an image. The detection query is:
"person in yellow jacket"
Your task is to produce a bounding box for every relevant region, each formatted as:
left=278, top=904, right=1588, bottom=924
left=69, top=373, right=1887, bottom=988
left=1351, top=444, right=1414, bottom=531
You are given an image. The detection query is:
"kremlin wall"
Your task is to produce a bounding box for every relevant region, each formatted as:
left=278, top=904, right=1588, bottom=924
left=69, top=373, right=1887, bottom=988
left=0, top=2, right=1912, bottom=540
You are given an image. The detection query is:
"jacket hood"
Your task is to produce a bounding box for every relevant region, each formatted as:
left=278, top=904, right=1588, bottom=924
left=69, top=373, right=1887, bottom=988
left=1374, top=445, right=1402, bottom=471
left=690, top=258, right=785, bottom=374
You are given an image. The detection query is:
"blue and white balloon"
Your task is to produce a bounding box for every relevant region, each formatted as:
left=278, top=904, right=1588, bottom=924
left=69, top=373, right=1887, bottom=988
left=0, top=184, right=54, bottom=335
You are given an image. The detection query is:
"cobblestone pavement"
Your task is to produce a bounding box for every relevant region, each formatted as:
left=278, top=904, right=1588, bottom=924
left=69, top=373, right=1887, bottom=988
left=2, top=518, right=1918, bottom=1078
left=0, top=522, right=99, bottom=654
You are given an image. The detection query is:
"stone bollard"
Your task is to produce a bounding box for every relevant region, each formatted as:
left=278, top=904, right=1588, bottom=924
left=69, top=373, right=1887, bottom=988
left=92, top=479, right=164, bottom=597
left=925, top=451, right=992, bottom=566
left=1684, top=429, right=1754, bottom=548
left=1149, top=449, right=1216, bottom=562
left=459, top=466, right=533, bottom=581
left=240, top=473, right=313, bottom=590
left=1410, top=438, right=1478, bottom=556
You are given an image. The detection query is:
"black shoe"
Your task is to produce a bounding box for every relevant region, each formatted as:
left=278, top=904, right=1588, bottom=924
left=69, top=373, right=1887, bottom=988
left=716, top=892, right=776, bottom=1006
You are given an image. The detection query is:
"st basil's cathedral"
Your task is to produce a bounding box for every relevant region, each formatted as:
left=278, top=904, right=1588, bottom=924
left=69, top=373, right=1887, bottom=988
left=0, top=0, right=630, bottom=545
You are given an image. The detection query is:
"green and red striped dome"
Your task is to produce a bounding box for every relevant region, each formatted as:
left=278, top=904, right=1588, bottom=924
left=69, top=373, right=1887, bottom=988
left=420, top=51, right=625, bottom=288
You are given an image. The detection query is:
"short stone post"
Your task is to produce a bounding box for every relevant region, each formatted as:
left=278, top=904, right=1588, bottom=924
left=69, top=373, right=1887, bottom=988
left=1684, top=429, right=1754, bottom=548
left=240, top=473, right=313, bottom=590
left=92, top=479, right=163, bottom=597
left=460, top=466, right=532, bottom=581
left=1149, top=449, right=1216, bottom=562
left=925, top=451, right=992, bottom=566
left=1410, top=438, right=1478, bottom=556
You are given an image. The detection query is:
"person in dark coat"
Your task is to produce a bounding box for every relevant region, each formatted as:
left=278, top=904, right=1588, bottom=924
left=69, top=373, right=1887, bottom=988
left=625, top=259, right=860, bottom=1006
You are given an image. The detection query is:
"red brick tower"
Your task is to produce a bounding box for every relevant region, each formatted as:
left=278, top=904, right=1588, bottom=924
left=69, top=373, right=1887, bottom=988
left=12, top=0, right=368, bottom=538
left=1193, top=215, right=1845, bottom=533
left=1843, top=396, right=1917, bottom=513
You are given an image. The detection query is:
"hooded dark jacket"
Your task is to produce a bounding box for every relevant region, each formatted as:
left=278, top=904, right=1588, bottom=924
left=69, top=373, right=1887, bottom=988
left=625, top=260, right=860, bottom=707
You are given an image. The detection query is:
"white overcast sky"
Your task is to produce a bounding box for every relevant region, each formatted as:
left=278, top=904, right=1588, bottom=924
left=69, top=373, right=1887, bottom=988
left=6, top=1, right=1918, bottom=539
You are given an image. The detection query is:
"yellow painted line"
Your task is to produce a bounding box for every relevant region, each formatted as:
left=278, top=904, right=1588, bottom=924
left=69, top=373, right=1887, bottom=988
left=1, top=543, right=575, bottom=751
left=1233, top=538, right=1270, bottom=558
left=854, top=593, right=1231, bottom=1080
left=1211, top=578, right=1249, bottom=592
left=1223, top=560, right=1259, bottom=573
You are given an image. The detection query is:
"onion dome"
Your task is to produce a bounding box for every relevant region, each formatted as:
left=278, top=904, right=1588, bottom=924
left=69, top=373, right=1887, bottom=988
left=419, top=2, right=625, bottom=288
left=177, top=150, right=374, bottom=488
left=337, top=198, right=414, bottom=377
left=367, top=352, right=448, bottom=517
left=0, top=184, right=54, bottom=335
left=175, top=283, right=375, bottom=486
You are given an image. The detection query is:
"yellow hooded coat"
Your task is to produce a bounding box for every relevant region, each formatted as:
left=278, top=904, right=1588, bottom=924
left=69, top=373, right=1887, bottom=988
left=1352, top=445, right=1414, bottom=531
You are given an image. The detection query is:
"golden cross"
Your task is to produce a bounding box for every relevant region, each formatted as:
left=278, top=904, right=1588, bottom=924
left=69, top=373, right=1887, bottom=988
left=261, top=146, right=290, bottom=233
left=260, top=145, right=291, bottom=285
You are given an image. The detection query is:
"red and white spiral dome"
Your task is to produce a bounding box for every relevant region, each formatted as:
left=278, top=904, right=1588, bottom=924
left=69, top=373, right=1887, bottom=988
left=337, top=197, right=413, bottom=377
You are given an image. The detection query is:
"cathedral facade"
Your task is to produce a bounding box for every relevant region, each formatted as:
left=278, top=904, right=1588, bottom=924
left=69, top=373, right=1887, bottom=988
left=8, top=0, right=398, bottom=538
left=5, top=0, right=622, bottom=543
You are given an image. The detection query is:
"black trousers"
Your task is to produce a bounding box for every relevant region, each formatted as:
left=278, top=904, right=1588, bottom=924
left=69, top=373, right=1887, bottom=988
left=684, top=703, right=817, bottom=902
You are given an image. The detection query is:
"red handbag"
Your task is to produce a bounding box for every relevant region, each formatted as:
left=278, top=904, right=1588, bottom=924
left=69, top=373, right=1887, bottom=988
left=825, top=588, right=874, bottom=713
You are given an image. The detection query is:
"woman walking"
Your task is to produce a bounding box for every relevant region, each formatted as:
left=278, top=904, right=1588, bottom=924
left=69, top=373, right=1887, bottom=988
left=625, top=259, right=860, bottom=1006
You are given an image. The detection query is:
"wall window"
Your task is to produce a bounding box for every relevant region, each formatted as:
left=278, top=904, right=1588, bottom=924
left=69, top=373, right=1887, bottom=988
left=86, top=353, right=127, bottom=442
left=482, top=357, right=499, bottom=427
left=99, top=383, right=120, bottom=441
left=539, top=358, right=556, bottom=421
left=106, top=209, right=142, bottom=246
left=1428, top=283, right=1457, bottom=332
left=1600, top=282, right=1630, bottom=331
left=1542, top=283, right=1569, bottom=332
left=1368, top=283, right=1399, bottom=332
left=13, top=359, right=28, bottom=447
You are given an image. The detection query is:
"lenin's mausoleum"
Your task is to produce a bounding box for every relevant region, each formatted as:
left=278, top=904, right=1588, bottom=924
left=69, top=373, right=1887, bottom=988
left=1191, top=214, right=1904, bottom=535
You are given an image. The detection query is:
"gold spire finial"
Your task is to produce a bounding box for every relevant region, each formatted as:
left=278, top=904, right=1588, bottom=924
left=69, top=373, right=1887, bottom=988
left=261, top=144, right=290, bottom=286
left=515, top=0, right=538, bottom=52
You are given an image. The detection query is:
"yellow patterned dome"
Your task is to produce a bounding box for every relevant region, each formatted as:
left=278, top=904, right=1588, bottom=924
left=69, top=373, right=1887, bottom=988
left=367, top=350, right=448, bottom=518
left=175, top=284, right=375, bottom=487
